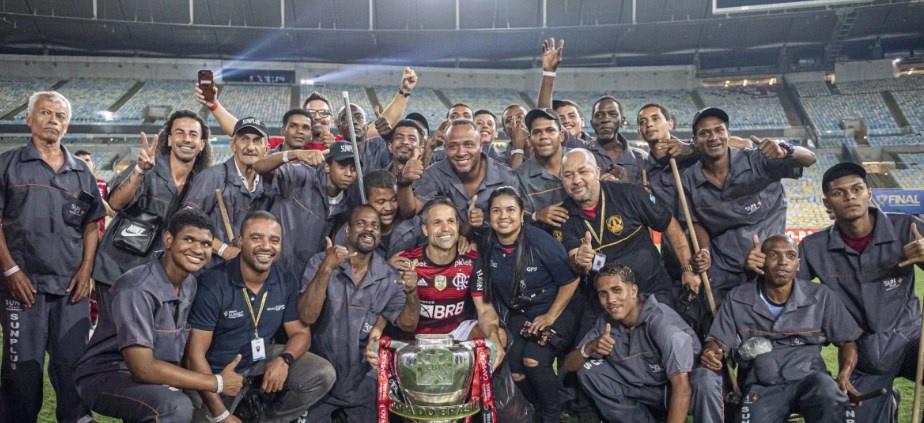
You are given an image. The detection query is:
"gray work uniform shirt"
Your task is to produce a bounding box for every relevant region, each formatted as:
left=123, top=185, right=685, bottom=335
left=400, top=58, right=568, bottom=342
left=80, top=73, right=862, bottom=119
left=183, top=158, right=271, bottom=246
left=269, top=162, right=358, bottom=280
left=579, top=295, right=700, bottom=386
left=798, top=209, right=924, bottom=374
left=411, top=154, right=518, bottom=226
left=0, top=142, right=105, bottom=295
left=586, top=133, right=647, bottom=185
left=646, top=151, right=699, bottom=280
left=708, top=279, right=861, bottom=387
left=515, top=155, right=567, bottom=216
left=301, top=252, right=406, bottom=405
left=679, top=148, right=802, bottom=291
left=359, top=136, right=392, bottom=172
left=94, top=153, right=195, bottom=285
left=75, top=255, right=196, bottom=381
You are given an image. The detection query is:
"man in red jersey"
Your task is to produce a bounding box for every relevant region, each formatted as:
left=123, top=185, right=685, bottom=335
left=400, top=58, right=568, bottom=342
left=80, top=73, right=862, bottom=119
left=368, top=197, right=505, bottom=361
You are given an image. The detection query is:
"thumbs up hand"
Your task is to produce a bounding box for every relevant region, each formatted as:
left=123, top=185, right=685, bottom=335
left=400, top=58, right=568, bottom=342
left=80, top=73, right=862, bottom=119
left=744, top=234, right=766, bottom=275
left=467, top=195, right=484, bottom=229
left=372, top=105, right=393, bottom=137
left=321, top=236, right=356, bottom=272
left=899, top=223, right=924, bottom=268
left=587, top=322, right=615, bottom=358
left=219, top=355, right=244, bottom=396
left=573, top=231, right=596, bottom=273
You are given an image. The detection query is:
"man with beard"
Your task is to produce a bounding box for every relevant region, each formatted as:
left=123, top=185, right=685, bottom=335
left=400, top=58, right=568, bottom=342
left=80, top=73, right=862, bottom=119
left=781, top=163, right=924, bottom=422
left=560, top=149, right=706, bottom=306
left=697, top=235, right=861, bottom=423
left=679, top=107, right=814, bottom=303
left=299, top=206, right=419, bottom=422
left=334, top=170, right=421, bottom=258
left=563, top=264, right=709, bottom=423
left=587, top=96, right=648, bottom=184
left=382, top=119, right=423, bottom=179
left=397, top=119, right=518, bottom=230
left=384, top=198, right=504, bottom=344
left=260, top=141, right=359, bottom=282
left=184, top=118, right=271, bottom=265
left=515, top=108, right=570, bottom=238
left=75, top=209, right=244, bottom=423
left=186, top=211, right=335, bottom=423
left=0, top=91, right=105, bottom=423
left=93, top=110, right=211, bottom=321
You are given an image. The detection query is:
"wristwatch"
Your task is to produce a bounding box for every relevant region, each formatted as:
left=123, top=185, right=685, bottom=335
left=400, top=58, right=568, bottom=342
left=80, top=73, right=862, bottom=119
left=779, top=142, right=794, bottom=159
left=279, top=352, right=295, bottom=366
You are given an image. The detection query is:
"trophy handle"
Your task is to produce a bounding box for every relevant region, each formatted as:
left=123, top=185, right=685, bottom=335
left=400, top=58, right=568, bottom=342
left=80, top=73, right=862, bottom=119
left=371, top=339, right=409, bottom=355
left=459, top=339, right=497, bottom=367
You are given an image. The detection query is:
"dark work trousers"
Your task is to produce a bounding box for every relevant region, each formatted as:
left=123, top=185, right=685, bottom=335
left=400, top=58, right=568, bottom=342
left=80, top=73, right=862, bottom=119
left=0, top=292, right=91, bottom=423
left=507, top=309, right=577, bottom=423
left=737, top=372, right=849, bottom=423
left=190, top=345, right=336, bottom=423
left=77, top=370, right=194, bottom=423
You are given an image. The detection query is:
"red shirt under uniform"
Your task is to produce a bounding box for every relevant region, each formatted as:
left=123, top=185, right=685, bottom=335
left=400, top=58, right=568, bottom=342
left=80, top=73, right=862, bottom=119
left=95, top=177, right=108, bottom=239
left=400, top=247, right=479, bottom=335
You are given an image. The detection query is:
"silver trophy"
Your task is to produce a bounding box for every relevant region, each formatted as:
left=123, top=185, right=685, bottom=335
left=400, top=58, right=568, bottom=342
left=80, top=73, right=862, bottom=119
left=379, top=334, right=496, bottom=423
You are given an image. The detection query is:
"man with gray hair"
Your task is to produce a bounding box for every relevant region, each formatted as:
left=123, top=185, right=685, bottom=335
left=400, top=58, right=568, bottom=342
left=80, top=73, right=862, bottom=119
left=0, top=91, right=105, bottom=422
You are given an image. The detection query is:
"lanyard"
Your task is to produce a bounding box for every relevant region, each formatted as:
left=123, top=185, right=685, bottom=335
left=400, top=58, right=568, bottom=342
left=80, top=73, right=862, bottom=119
left=583, top=189, right=606, bottom=246
left=242, top=288, right=268, bottom=339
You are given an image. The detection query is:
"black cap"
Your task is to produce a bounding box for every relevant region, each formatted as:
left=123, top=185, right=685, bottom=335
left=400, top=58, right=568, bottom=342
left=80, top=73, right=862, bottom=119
left=524, top=108, right=561, bottom=131
left=233, top=117, right=268, bottom=138
left=822, top=162, right=867, bottom=193
left=325, top=141, right=356, bottom=163
left=405, top=112, right=430, bottom=134
left=691, top=107, right=729, bottom=132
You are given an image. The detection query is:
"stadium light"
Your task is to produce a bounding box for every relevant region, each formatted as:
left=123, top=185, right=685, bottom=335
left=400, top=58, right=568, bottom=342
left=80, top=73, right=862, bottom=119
left=98, top=111, right=114, bottom=121
left=300, top=79, right=315, bottom=85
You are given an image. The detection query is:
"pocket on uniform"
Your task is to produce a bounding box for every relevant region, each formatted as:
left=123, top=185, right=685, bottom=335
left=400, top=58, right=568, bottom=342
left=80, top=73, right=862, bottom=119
left=152, top=324, right=188, bottom=364
left=61, top=191, right=94, bottom=227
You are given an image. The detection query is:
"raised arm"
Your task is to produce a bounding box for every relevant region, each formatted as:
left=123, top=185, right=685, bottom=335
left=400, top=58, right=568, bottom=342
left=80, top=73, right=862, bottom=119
left=536, top=38, right=564, bottom=109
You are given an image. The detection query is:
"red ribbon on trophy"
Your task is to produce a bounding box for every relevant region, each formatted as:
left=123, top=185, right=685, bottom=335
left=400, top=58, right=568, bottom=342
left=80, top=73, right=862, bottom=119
left=377, top=337, right=392, bottom=423
left=471, top=338, right=497, bottom=422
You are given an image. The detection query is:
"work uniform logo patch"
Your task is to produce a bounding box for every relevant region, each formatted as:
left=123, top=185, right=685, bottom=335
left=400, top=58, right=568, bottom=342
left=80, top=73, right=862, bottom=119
left=552, top=230, right=563, bottom=241
left=434, top=275, right=447, bottom=291
left=606, top=215, right=623, bottom=235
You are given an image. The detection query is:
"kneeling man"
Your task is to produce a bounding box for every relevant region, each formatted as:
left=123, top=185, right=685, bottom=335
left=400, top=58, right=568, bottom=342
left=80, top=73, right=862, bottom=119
left=186, top=211, right=336, bottom=422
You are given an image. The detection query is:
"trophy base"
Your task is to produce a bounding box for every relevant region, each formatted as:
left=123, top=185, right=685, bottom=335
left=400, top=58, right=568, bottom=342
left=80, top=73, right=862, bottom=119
left=389, top=399, right=480, bottom=423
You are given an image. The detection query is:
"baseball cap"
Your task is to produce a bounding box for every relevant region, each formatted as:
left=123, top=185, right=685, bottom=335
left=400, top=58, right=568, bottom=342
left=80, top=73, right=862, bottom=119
left=822, top=162, right=867, bottom=193
left=233, top=117, right=268, bottom=138
left=405, top=112, right=430, bottom=134
left=691, top=107, right=729, bottom=132
left=325, top=141, right=356, bottom=163
left=524, top=108, right=561, bottom=131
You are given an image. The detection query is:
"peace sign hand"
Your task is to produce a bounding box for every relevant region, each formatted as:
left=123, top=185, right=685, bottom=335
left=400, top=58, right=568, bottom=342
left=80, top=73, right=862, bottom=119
left=137, top=132, right=158, bottom=171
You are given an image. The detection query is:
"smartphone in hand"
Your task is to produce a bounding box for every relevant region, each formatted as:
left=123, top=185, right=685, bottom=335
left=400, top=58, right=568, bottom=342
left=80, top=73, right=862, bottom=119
left=198, top=70, right=215, bottom=103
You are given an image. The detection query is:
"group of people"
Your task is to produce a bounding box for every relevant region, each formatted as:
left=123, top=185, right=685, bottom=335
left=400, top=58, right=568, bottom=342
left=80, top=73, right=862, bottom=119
left=1, top=37, right=924, bottom=423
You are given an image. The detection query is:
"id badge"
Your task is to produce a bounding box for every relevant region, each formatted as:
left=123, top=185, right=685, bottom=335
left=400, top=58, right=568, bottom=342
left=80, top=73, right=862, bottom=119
left=251, top=338, right=266, bottom=362
left=592, top=253, right=607, bottom=273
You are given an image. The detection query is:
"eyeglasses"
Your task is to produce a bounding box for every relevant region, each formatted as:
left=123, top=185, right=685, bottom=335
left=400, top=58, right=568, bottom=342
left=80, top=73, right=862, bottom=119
left=306, top=109, right=332, bottom=118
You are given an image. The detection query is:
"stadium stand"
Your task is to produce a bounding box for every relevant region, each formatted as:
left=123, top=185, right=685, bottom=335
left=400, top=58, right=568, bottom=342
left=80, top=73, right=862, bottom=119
left=0, top=78, right=60, bottom=118
left=782, top=152, right=840, bottom=229
left=793, top=81, right=832, bottom=98
left=440, top=88, right=525, bottom=120
left=800, top=93, right=901, bottom=136
left=893, top=153, right=924, bottom=190
left=374, top=86, right=446, bottom=132
left=16, top=79, right=137, bottom=123
left=301, top=84, right=373, bottom=118
left=893, top=90, right=924, bottom=133
left=213, top=84, right=290, bottom=128
left=699, top=87, right=788, bottom=129
left=116, top=80, right=204, bottom=124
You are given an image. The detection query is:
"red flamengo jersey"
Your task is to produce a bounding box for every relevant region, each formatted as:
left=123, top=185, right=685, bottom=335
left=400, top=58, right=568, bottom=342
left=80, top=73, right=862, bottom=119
left=400, top=247, right=478, bottom=335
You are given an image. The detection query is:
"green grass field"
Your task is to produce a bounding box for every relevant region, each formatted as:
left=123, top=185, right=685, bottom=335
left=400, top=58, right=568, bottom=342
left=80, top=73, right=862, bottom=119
left=12, top=267, right=924, bottom=422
